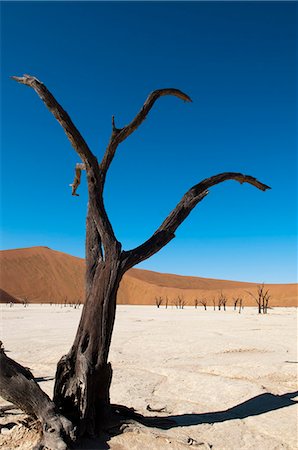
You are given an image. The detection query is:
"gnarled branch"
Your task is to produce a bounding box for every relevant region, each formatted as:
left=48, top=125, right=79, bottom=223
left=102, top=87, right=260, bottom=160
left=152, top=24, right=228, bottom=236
left=122, top=172, right=270, bottom=270
left=0, top=347, right=75, bottom=449
left=12, top=74, right=118, bottom=250
left=99, top=88, right=192, bottom=179
left=11, top=75, right=96, bottom=169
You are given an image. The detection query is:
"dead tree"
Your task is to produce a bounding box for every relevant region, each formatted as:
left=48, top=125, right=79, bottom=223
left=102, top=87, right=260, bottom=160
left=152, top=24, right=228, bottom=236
left=222, top=293, right=228, bottom=311
left=199, top=299, right=207, bottom=310
left=217, top=294, right=223, bottom=311
left=262, top=289, right=271, bottom=314
left=173, top=298, right=179, bottom=309
left=233, top=297, right=239, bottom=310
left=233, top=296, right=243, bottom=313
left=173, top=296, right=185, bottom=309
left=1, top=74, right=270, bottom=447
left=165, top=296, right=169, bottom=309
left=155, top=296, right=163, bottom=308
left=248, top=284, right=270, bottom=314
left=218, top=292, right=228, bottom=311
left=212, top=297, right=216, bottom=311
left=177, top=294, right=186, bottom=309
left=194, top=298, right=198, bottom=309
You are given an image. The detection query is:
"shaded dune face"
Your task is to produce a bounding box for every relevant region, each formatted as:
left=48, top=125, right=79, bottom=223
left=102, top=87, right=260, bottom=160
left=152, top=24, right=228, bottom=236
left=0, top=247, right=297, bottom=306
left=0, top=288, right=20, bottom=304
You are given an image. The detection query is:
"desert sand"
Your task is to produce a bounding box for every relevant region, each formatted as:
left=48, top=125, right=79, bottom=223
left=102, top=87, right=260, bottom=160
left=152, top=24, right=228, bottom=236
left=0, top=247, right=297, bottom=306
left=0, top=304, right=297, bottom=449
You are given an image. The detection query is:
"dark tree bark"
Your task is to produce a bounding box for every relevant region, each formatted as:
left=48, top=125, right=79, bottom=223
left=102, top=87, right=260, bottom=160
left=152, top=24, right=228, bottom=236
left=2, top=74, right=270, bottom=446
left=0, top=347, right=75, bottom=449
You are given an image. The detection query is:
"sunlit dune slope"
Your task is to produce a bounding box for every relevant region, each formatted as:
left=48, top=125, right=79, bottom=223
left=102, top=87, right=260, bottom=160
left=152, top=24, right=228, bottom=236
left=0, top=247, right=297, bottom=306
left=0, top=247, right=84, bottom=304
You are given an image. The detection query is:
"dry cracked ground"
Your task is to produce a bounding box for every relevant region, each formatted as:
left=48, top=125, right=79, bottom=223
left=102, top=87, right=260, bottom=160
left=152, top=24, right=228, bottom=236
left=0, top=305, right=297, bottom=449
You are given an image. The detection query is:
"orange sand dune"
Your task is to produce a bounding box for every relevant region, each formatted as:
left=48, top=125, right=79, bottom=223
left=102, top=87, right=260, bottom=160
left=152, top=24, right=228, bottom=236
left=0, top=246, right=297, bottom=306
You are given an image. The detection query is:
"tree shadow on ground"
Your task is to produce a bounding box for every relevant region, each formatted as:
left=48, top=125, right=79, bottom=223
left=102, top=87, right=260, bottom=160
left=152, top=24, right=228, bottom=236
left=75, top=391, right=297, bottom=449
left=129, top=390, right=298, bottom=429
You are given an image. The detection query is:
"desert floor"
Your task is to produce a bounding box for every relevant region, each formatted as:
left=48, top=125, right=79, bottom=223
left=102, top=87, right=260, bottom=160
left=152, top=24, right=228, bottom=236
left=0, top=305, right=297, bottom=450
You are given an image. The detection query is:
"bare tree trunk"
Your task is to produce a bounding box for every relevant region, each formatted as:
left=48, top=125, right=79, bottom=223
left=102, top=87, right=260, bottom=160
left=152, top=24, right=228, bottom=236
left=54, top=255, right=123, bottom=436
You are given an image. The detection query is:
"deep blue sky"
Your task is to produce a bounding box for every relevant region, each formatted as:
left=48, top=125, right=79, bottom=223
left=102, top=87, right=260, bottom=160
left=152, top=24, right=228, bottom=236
left=1, top=1, right=297, bottom=283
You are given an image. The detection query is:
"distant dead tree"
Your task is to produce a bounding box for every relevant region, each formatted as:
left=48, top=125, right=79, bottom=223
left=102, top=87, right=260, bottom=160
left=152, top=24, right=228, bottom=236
left=178, top=295, right=186, bottom=309
left=212, top=297, right=216, bottom=311
left=217, top=294, right=223, bottom=311
left=248, top=284, right=271, bottom=314
left=165, top=296, right=169, bottom=309
left=173, top=295, right=186, bottom=309
left=217, top=292, right=227, bottom=311
left=22, top=297, right=29, bottom=308
left=221, top=293, right=228, bottom=311
left=233, top=296, right=243, bottom=313
left=173, top=298, right=179, bottom=309
left=264, top=291, right=269, bottom=312
left=194, top=298, right=198, bottom=309
left=199, top=299, right=207, bottom=310
left=1, top=73, right=269, bottom=448
left=155, top=296, right=163, bottom=308
left=233, top=297, right=239, bottom=310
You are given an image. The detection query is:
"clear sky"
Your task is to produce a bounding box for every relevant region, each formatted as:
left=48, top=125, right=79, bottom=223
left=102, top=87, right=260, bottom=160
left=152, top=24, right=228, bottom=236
left=1, top=1, right=297, bottom=283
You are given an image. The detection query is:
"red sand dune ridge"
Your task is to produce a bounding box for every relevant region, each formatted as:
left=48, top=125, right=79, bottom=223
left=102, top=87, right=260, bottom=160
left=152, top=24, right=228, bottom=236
left=0, top=247, right=297, bottom=307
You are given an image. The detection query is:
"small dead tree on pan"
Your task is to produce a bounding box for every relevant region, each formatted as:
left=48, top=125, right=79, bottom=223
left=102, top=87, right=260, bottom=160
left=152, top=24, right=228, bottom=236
left=74, top=300, right=80, bottom=309
left=248, top=284, right=270, bottom=314
left=0, top=74, right=270, bottom=448
left=178, top=294, right=186, bottom=309
left=155, top=296, right=163, bottom=308
left=221, top=293, right=228, bottom=311
left=262, top=290, right=270, bottom=314
left=165, top=296, right=169, bottom=309
left=217, top=293, right=223, bottom=311
left=173, top=298, right=179, bottom=309
left=233, top=297, right=239, bottom=310
left=199, top=298, right=207, bottom=310
left=217, top=292, right=227, bottom=311
left=239, top=298, right=243, bottom=313
left=194, top=298, right=198, bottom=309
left=212, top=297, right=216, bottom=311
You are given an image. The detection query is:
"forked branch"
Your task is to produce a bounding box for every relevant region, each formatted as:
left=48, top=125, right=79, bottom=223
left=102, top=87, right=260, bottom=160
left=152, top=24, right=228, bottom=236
left=122, top=172, right=270, bottom=270
left=12, top=74, right=118, bottom=249
left=100, top=89, right=192, bottom=178
left=11, top=75, right=97, bottom=170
